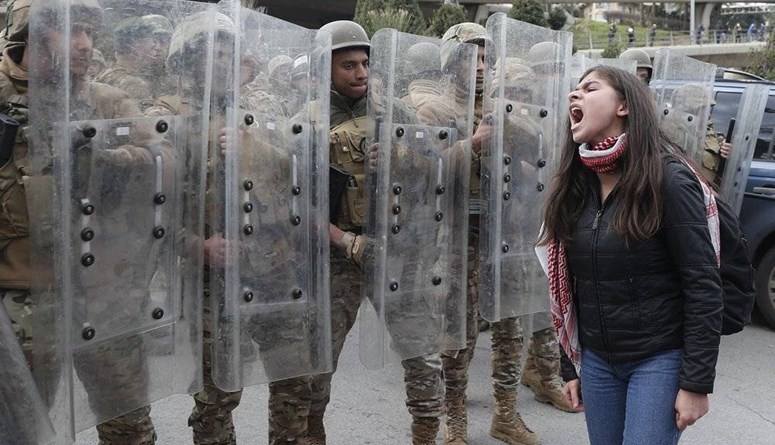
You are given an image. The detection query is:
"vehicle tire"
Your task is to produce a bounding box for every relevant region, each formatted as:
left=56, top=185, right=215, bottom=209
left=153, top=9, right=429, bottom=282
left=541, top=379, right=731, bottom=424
left=755, top=246, right=775, bottom=330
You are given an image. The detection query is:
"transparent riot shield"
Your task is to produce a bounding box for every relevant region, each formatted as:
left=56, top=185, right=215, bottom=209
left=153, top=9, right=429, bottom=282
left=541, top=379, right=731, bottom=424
left=359, top=29, right=474, bottom=369
left=480, top=13, right=572, bottom=322
left=652, top=49, right=716, bottom=162
left=208, top=1, right=331, bottom=391
left=0, top=304, right=54, bottom=445
left=719, top=84, right=768, bottom=213
left=27, top=1, right=212, bottom=440
left=571, top=53, right=636, bottom=86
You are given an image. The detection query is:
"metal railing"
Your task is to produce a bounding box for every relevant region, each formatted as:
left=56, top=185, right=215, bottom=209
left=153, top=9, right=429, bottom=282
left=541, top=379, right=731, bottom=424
left=575, top=29, right=771, bottom=50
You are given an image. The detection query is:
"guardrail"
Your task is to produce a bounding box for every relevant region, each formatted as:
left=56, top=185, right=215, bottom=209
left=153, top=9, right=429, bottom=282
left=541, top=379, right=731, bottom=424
left=575, top=29, right=771, bottom=50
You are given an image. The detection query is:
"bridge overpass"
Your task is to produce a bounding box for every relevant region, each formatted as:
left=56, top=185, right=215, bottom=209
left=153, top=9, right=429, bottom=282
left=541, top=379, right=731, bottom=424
left=577, top=41, right=766, bottom=70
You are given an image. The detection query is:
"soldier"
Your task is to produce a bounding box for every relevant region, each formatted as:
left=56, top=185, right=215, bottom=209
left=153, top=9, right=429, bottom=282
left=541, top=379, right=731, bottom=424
left=1, top=0, right=166, bottom=442
left=279, top=20, right=447, bottom=445
left=400, top=41, right=448, bottom=110
left=618, top=48, right=652, bottom=84
left=145, top=12, right=245, bottom=445
left=96, top=14, right=175, bottom=110
left=88, top=48, right=106, bottom=78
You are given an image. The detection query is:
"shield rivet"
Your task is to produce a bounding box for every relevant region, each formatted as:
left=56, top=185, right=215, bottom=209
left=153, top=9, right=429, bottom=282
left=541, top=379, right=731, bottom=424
left=391, top=224, right=401, bottom=234
left=432, top=276, right=442, bottom=286
left=244, top=114, right=255, bottom=125
left=502, top=244, right=509, bottom=253
left=154, top=193, right=166, bottom=205
left=435, top=212, right=443, bottom=222
left=503, top=191, right=511, bottom=201
left=503, top=174, right=511, bottom=183
left=687, top=116, right=693, bottom=122
left=244, top=202, right=254, bottom=213
left=156, top=120, right=168, bottom=133
left=396, top=127, right=405, bottom=137
left=244, top=224, right=254, bottom=235
left=504, top=155, right=512, bottom=165
left=439, top=130, right=448, bottom=140
left=292, top=289, right=303, bottom=299
left=243, top=179, right=254, bottom=191
left=436, top=185, right=445, bottom=195
left=81, top=253, right=95, bottom=267
left=82, top=125, right=97, bottom=138
left=663, top=109, right=669, bottom=116
left=82, top=203, right=95, bottom=215
left=292, top=186, right=301, bottom=196
left=536, top=183, right=545, bottom=192
left=153, top=226, right=166, bottom=239
left=539, top=109, right=549, bottom=118
left=292, top=124, right=303, bottom=134
left=152, top=308, right=164, bottom=320
left=291, top=215, right=302, bottom=226
left=506, top=104, right=513, bottom=113
left=537, top=159, right=546, bottom=168
left=82, top=327, right=96, bottom=341
left=244, top=291, right=254, bottom=302
left=392, top=204, right=401, bottom=215
left=390, top=281, right=399, bottom=292
left=393, top=185, right=402, bottom=195
left=81, top=228, right=94, bottom=242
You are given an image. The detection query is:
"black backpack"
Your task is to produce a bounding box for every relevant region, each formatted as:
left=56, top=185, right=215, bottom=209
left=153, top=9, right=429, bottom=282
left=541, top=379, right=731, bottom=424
left=716, top=198, right=756, bottom=335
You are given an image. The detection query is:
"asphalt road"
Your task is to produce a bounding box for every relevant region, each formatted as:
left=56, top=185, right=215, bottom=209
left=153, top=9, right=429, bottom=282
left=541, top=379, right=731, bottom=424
left=75, top=314, right=775, bottom=445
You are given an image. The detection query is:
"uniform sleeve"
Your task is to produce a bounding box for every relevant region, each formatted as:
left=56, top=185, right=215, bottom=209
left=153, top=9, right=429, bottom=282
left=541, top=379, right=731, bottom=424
left=662, top=162, right=723, bottom=394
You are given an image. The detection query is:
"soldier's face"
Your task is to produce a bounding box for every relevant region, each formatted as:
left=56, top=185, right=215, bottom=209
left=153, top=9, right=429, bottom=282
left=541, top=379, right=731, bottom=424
left=131, top=35, right=167, bottom=67
left=475, top=46, right=486, bottom=93
left=636, top=67, right=651, bottom=85
left=331, top=49, right=368, bottom=100
left=44, top=23, right=95, bottom=77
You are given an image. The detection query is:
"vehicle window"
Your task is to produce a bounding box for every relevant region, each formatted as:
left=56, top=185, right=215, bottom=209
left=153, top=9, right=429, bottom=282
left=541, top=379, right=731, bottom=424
left=712, top=90, right=775, bottom=160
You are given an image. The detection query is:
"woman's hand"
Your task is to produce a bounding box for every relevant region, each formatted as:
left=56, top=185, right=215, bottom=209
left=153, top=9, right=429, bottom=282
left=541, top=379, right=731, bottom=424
left=675, top=389, right=709, bottom=431
left=562, top=378, right=584, bottom=412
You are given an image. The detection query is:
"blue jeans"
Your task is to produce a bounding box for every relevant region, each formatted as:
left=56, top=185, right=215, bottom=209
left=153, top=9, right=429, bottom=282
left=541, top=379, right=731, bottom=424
left=580, top=349, right=683, bottom=445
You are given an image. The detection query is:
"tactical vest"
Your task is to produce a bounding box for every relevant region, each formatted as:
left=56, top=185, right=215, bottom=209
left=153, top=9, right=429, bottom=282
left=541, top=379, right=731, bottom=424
left=329, top=115, right=369, bottom=230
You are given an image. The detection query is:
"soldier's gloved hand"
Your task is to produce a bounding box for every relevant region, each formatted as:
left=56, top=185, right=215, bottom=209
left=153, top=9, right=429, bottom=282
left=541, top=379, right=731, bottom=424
left=368, top=141, right=379, bottom=169
left=219, top=127, right=239, bottom=156
left=720, top=141, right=731, bottom=159
left=472, top=114, right=494, bottom=155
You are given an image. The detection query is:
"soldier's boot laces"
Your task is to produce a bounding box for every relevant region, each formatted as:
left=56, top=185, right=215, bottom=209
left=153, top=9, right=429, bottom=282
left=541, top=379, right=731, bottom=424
left=521, top=354, right=580, bottom=413
left=444, top=398, right=467, bottom=445
left=490, top=391, right=540, bottom=445
left=304, top=415, right=326, bottom=445
left=412, top=417, right=440, bottom=445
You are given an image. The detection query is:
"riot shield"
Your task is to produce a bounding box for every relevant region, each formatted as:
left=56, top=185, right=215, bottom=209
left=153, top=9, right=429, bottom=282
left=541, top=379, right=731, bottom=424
left=359, top=29, right=474, bottom=369
left=719, top=84, right=768, bottom=213
left=651, top=49, right=716, bottom=162
left=0, top=303, right=54, bottom=445
left=208, top=1, right=332, bottom=391
left=571, top=53, right=636, bottom=86
left=27, top=0, right=212, bottom=439
left=480, top=13, right=572, bottom=322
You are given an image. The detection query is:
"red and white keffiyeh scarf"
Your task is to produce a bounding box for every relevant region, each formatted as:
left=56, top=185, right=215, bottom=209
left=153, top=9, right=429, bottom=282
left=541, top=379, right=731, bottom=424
left=546, top=156, right=721, bottom=374
left=579, top=134, right=627, bottom=173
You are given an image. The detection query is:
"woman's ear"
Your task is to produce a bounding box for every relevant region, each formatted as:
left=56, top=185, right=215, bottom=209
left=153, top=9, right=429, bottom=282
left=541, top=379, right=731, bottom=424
left=616, top=100, right=629, bottom=117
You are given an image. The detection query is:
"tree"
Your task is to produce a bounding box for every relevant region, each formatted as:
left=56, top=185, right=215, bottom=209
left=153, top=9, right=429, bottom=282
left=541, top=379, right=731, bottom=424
left=548, top=7, right=567, bottom=30
left=427, top=2, right=468, bottom=38
left=508, top=0, right=548, bottom=28
left=354, top=0, right=427, bottom=37
left=600, top=42, right=623, bottom=58
left=749, top=32, right=775, bottom=80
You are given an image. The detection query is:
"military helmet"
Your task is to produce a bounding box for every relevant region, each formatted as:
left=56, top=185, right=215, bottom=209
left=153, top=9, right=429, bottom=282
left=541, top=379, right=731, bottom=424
left=6, top=0, right=103, bottom=43
left=290, top=54, right=309, bottom=81
left=440, top=22, right=488, bottom=69
left=319, top=20, right=369, bottom=52
left=618, top=48, right=652, bottom=71
left=167, top=11, right=235, bottom=74
left=404, top=41, right=441, bottom=78
left=670, top=83, right=714, bottom=114
left=268, top=54, right=293, bottom=79
left=526, top=41, right=565, bottom=74
left=492, top=57, right=536, bottom=91
left=142, top=14, right=173, bottom=36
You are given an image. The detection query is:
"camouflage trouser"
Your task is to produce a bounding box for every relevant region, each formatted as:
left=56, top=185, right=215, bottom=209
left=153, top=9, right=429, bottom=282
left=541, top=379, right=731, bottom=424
left=190, top=289, right=243, bottom=445
left=442, top=230, right=558, bottom=401
left=2, top=289, right=156, bottom=445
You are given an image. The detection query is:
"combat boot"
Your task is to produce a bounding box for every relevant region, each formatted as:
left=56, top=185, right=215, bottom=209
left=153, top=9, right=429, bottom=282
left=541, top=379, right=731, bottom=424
left=521, top=353, right=580, bottom=413
left=444, top=398, right=467, bottom=445
left=412, top=417, right=439, bottom=445
left=304, top=415, right=325, bottom=445
left=490, top=391, right=540, bottom=445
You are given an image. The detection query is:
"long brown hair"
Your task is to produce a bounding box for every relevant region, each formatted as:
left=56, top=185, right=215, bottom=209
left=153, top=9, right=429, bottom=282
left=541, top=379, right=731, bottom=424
left=539, top=65, right=671, bottom=245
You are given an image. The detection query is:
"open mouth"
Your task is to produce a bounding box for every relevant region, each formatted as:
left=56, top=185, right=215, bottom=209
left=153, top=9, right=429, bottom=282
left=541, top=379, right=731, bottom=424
left=569, top=105, right=584, bottom=129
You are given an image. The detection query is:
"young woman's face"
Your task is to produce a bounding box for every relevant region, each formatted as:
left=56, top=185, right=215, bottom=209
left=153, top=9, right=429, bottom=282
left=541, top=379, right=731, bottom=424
left=568, top=71, right=628, bottom=145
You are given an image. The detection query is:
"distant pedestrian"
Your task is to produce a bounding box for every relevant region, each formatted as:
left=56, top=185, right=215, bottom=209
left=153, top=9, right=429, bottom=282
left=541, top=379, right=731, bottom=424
left=648, top=24, right=657, bottom=47
left=748, top=23, right=755, bottom=41
left=608, top=22, right=617, bottom=46
left=627, top=26, right=635, bottom=47
left=696, top=24, right=705, bottom=44
left=759, top=23, right=767, bottom=41
left=734, top=23, right=742, bottom=42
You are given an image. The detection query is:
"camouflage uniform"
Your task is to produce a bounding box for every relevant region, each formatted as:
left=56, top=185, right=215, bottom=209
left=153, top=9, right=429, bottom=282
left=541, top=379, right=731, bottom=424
left=0, top=34, right=156, bottom=443
left=700, top=122, right=725, bottom=186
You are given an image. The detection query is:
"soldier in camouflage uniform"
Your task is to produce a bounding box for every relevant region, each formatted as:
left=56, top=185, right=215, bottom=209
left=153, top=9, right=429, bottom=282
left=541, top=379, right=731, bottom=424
left=96, top=14, right=175, bottom=111
left=275, top=20, right=445, bottom=445
left=88, top=48, right=106, bottom=78
left=0, top=0, right=159, bottom=442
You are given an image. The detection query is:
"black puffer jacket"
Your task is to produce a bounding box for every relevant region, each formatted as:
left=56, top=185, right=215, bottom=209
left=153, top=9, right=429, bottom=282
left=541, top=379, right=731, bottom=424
left=560, top=160, right=723, bottom=394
